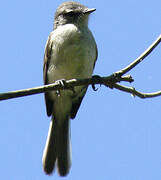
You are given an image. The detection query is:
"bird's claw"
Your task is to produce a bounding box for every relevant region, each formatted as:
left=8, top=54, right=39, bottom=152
left=55, top=79, right=66, bottom=96
left=55, top=79, right=76, bottom=96
left=56, top=79, right=66, bottom=87
left=92, top=84, right=99, bottom=91
left=91, top=75, right=102, bottom=91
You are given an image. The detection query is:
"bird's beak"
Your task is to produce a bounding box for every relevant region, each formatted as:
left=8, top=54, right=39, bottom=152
left=84, top=8, right=96, bottom=14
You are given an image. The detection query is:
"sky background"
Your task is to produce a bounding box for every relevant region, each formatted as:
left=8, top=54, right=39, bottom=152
left=0, top=0, right=161, bottom=179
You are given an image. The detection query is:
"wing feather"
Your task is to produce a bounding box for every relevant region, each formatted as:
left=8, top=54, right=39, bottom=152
left=43, top=33, right=54, bottom=116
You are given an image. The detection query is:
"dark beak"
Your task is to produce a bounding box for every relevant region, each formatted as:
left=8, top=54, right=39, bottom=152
left=84, top=8, right=96, bottom=14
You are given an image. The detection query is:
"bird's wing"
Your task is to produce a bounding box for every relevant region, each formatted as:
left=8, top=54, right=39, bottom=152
left=70, top=86, right=87, bottom=119
left=43, top=33, right=54, bottom=116
left=70, top=43, right=98, bottom=119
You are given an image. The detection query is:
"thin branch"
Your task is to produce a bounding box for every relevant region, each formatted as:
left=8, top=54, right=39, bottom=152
left=0, top=73, right=160, bottom=101
left=0, top=75, right=133, bottom=101
left=116, top=34, right=161, bottom=76
left=113, top=83, right=161, bottom=98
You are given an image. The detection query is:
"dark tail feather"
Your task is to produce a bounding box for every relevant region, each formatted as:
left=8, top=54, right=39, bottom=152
left=57, top=118, right=71, bottom=176
left=42, top=117, right=71, bottom=176
left=42, top=120, right=57, bottom=175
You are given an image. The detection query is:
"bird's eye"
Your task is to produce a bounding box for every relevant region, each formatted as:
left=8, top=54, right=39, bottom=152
left=64, top=11, right=81, bottom=17
left=67, top=11, right=75, bottom=17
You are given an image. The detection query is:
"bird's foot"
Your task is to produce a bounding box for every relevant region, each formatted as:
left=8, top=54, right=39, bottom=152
left=91, top=75, right=102, bottom=91
left=55, top=79, right=66, bottom=96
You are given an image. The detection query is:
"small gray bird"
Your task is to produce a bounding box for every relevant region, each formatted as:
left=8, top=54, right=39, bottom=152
left=43, top=1, right=97, bottom=176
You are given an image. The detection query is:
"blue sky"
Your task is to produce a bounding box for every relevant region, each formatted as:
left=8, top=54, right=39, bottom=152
left=0, top=0, right=161, bottom=179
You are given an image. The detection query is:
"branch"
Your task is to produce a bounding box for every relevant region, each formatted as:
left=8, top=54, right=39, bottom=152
left=0, top=75, right=133, bottom=101
left=115, top=34, right=161, bottom=76
left=113, top=83, right=161, bottom=98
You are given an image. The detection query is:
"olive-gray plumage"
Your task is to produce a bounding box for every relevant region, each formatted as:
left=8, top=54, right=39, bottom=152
left=43, top=1, right=97, bottom=176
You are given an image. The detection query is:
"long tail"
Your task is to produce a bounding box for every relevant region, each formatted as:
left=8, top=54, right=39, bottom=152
left=42, top=117, right=71, bottom=176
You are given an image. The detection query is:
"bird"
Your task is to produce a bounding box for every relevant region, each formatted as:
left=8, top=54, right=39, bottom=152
left=42, top=1, right=97, bottom=176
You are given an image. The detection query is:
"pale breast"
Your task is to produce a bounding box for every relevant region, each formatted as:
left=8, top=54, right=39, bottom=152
left=47, top=24, right=97, bottom=83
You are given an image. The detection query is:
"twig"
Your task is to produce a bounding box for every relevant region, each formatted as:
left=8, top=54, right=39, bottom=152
left=116, top=34, right=161, bottom=76
left=113, top=83, right=161, bottom=98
